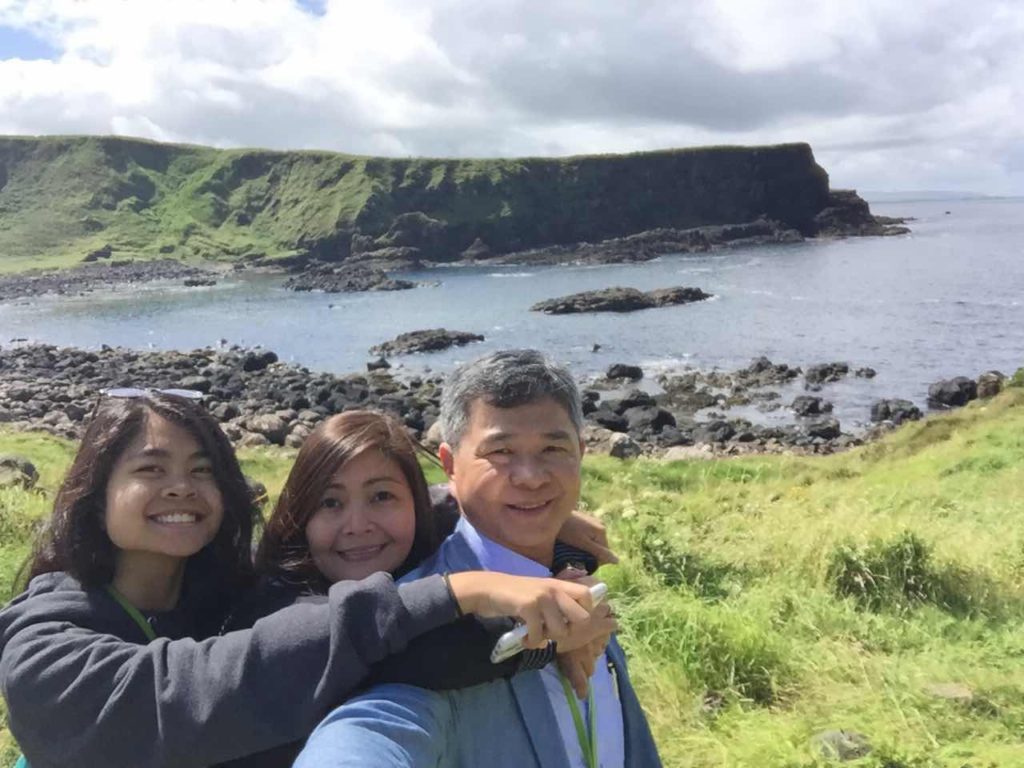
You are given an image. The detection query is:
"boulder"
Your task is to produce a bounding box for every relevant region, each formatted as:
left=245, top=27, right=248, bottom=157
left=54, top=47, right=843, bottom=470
left=606, top=363, right=643, bottom=381
left=927, top=376, right=977, bottom=408
left=241, top=350, right=278, bottom=372
left=246, top=414, right=289, bottom=445
left=662, top=445, right=714, bottom=462
left=854, top=367, right=877, bottom=378
left=531, top=285, right=710, bottom=314
left=589, top=406, right=628, bottom=433
left=607, top=389, right=656, bottom=411
left=976, top=370, right=1006, bottom=399
left=805, top=417, right=841, bottom=440
left=532, top=287, right=651, bottom=314
left=790, top=395, right=832, bottom=416
left=183, top=277, right=217, bottom=287
left=422, top=420, right=444, bottom=450
left=367, top=357, right=391, bottom=372
left=608, top=433, right=642, bottom=459
left=805, top=362, right=849, bottom=386
left=694, top=421, right=735, bottom=444
left=0, top=455, right=39, bottom=490
left=624, top=405, right=676, bottom=434
left=178, top=375, right=212, bottom=394
left=869, top=399, right=922, bottom=424
left=646, top=286, right=713, bottom=307
left=370, top=329, right=484, bottom=357
left=238, top=432, right=270, bottom=448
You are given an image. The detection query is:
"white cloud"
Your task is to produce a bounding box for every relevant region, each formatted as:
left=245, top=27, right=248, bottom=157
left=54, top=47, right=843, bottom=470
left=0, top=0, right=1021, bottom=193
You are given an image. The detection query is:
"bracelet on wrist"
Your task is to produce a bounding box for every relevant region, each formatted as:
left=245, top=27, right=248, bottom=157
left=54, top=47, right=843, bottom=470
left=441, top=572, right=465, bottom=617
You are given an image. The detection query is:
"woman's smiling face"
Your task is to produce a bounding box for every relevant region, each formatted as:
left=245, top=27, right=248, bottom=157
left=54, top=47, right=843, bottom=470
left=305, top=449, right=417, bottom=583
left=104, top=412, right=224, bottom=562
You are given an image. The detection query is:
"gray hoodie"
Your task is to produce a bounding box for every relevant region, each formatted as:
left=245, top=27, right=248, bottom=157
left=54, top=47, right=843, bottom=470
left=0, top=569, right=455, bottom=768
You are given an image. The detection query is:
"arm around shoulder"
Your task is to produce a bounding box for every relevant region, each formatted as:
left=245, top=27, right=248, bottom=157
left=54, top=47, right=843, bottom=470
left=0, top=573, right=457, bottom=768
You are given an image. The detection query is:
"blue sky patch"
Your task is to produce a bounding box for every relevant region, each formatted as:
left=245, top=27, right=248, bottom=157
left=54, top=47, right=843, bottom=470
left=0, top=25, right=60, bottom=61
left=296, top=0, right=327, bottom=17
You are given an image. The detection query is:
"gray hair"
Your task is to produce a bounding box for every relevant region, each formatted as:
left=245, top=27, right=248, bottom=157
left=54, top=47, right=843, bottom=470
left=439, top=349, right=583, bottom=447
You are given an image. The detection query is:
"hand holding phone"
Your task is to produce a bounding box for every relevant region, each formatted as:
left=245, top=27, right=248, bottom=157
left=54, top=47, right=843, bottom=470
left=490, top=582, right=608, bottom=664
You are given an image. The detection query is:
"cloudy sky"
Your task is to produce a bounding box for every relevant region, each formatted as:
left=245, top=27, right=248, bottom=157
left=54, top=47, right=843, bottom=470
left=1, top=0, right=1022, bottom=194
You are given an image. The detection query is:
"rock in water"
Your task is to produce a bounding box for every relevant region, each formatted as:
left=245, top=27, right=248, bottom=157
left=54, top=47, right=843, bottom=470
left=870, top=399, right=922, bottom=424
left=791, top=395, right=832, bottom=416
left=927, top=376, right=978, bottom=408
left=606, top=363, right=643, bottom=381
left=370, top=329, right=484, bottom=357
left=285, top=264, right=415, bottom=293
left=531, top=286, right=711, bottom=314
left=804, top=362, right=850, bottom=386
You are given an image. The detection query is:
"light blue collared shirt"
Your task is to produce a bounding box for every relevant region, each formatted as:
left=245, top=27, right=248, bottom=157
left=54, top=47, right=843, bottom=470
left=457, top=516, right=626, bottom=768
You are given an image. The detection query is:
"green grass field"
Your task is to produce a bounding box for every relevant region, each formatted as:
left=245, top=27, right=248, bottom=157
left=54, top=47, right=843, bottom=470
left=2, top=385, right=1023, bottom=766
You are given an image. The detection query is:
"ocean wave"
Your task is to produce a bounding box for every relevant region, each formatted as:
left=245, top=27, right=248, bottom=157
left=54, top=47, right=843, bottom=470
left=488, top=272, right=536, bottom=278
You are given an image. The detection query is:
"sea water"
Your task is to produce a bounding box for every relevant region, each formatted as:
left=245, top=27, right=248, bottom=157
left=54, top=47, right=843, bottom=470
left=2, top=198, right=1021, bottom=429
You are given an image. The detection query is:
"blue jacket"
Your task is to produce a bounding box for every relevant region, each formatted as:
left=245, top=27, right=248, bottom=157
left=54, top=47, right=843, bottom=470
left=294, top=528, right=663, bottom=768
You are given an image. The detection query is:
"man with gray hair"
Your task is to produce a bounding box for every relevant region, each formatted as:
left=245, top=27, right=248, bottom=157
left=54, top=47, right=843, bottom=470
left=295, top=349, right=662, bottom=767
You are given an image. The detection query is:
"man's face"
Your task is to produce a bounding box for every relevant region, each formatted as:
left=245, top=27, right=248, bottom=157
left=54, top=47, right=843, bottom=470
left=439, top=396, right=584, bottom=564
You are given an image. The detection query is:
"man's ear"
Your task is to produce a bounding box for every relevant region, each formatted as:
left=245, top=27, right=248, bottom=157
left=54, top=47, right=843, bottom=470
left=578, top=437, right=586, bottom=457
left=438, top=442, right=456, bottom=479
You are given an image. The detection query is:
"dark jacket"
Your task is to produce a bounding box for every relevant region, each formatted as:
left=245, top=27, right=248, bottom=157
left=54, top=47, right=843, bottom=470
left=0, top=568, right=456, bottom=768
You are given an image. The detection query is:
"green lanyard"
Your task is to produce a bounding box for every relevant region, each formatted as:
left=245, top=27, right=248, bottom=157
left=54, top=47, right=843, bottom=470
left=105, top=585, right=158, bottom=642
left=559, top=674, right=598, bottom=768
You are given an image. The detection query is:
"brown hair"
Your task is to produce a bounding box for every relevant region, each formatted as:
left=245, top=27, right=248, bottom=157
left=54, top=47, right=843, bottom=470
left=255, top=410, right=438, bottom=588
left=25, top=394, right=256, bottom=619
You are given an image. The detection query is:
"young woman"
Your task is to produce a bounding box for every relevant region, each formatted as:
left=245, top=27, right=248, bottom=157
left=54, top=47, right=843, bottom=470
left=0, top=392, right=605, bottom=768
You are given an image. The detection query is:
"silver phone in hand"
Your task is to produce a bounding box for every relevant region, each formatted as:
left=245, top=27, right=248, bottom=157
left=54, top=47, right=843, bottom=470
left=490, top=582, right=608, bottom=664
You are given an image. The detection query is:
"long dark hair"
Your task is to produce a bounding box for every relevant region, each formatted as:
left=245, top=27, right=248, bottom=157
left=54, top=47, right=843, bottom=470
left=26, top=393, right=256, bottom=615
left=256, top=410, right=438, bottom=589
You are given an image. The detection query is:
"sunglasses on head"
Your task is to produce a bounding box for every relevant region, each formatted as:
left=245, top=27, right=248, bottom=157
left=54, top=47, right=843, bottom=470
left=100, top=388, right=205, bottom=400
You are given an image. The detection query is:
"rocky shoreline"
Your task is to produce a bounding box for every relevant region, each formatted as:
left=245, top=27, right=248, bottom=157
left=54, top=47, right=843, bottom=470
left=0, top=343, right=1006, bottom=460
left=0, top=259, right=219, bottom=301
left=0, top=190, right=909, bottom=302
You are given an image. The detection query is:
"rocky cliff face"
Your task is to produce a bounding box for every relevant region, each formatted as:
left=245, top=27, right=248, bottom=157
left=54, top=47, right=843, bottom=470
left=0, top=135, right=874, bottom=269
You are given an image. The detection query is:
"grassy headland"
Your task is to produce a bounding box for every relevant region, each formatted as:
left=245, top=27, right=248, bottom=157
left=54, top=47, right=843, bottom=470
left=0, top=135, right=831, bottom=272
left=2, top=384, right=1022, bottom=766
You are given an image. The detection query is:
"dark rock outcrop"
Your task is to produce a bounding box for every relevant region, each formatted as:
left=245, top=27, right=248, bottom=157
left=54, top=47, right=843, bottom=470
left=976, top=370, right=1005, bottom=399
left=369, top=329, right=484, bottom=357
left=791, top=395, right=832, bottom=416
left=805, top=417, right=841, bottom=440
left=927, top=377, right=978, bottom=408
left=284, top=264, right=415, bottom=293
left=813, top=190, right=910, bottom=237
left=870, top=399, right=922, bottom=424
left=0, top=455, right=38, bottom=489
left=805, top=362, right=850, bottom=386
left=531, top=286, right=711, bottom=314
left=0, top=259, right=214, bottom=301
left=606, top=363, right=643, bottom=381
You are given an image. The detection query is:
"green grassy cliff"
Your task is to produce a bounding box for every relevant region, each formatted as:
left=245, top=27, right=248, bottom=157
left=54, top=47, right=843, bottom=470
left=0, top=135, right=831, bottom=271
left=2, top=381, right=1023, bottom=766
